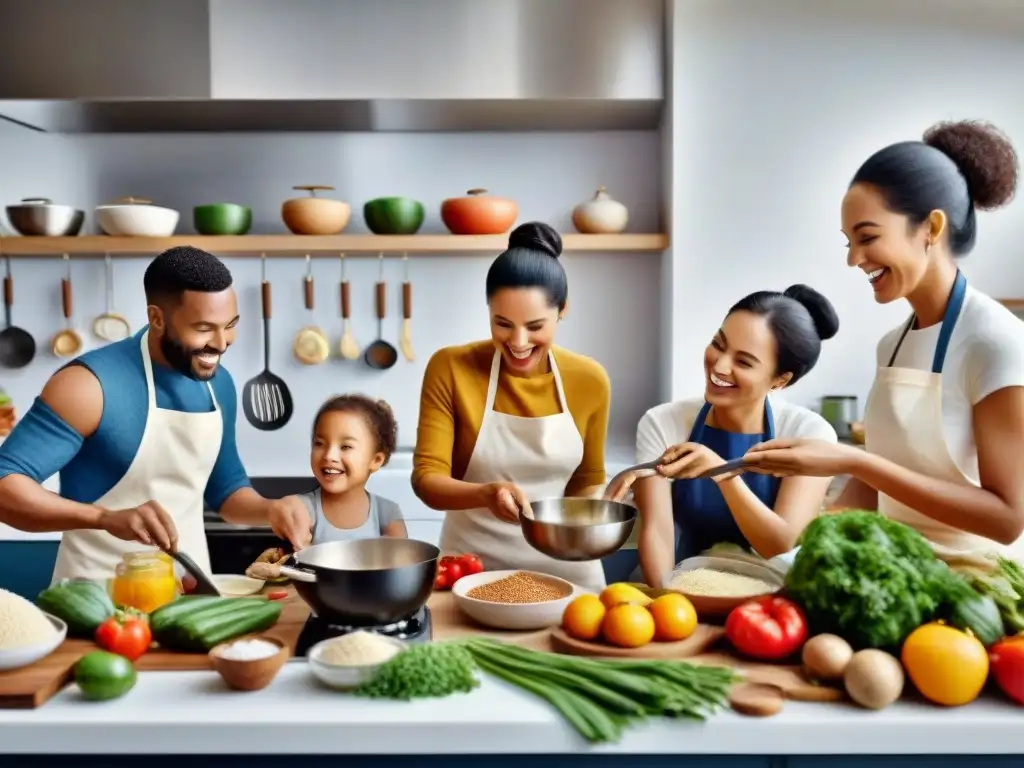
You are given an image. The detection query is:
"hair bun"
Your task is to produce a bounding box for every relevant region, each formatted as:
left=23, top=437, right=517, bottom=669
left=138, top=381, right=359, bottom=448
left=508, top=222, right=563, bottom=259
left=924, top=120, right=1019, bottom=210
left=783, top=284, right=839, bottom=341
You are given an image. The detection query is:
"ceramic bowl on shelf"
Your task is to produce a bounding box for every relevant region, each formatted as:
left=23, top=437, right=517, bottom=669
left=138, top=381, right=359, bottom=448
left=451, top=570, right=579, bottom=631
left=95, top=197, right=179, bottom=237
left=0, top=613, right=67, bottom=672
left=209, top=635, right=289, bottom=691
left=281, top=185, right=351, bottom=235
left=571, top=187, right=629, bottom=234
left=307, top=635, right=407, bottom=691
left=363, top=196, right=425, bottom=235
left=440, top=189, right=518, bottom=235
left=194, top=203, right=252, bottom=236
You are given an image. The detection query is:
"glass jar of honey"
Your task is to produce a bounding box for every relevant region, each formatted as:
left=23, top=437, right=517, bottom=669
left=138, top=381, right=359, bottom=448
left=110, top=551, right=179, bottom=613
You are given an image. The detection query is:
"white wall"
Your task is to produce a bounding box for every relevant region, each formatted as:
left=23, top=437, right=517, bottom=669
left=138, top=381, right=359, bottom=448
left=667, top=0, right=1024, bottom=415
left=0, top=128, right=663, bottom=475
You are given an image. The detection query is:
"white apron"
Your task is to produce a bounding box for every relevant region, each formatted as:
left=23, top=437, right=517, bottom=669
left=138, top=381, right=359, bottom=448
left=52, top=330, right=222, bottom=583
left=439, top=350, right=608, bottom=592
left=864, top=271, right=1021, bottom=567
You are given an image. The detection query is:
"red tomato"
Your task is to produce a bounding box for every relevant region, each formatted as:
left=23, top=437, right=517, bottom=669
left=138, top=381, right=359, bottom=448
left=266, top=589, right=288, bottom=601
left=440, top=555, right=461, bottom=567
left=94, top=614, right=152, bottom=661
left=459, top=554, right=484, bottom=575
left=725, top=595, right=808, bottom=661
left=445, top=561, right=465, bottom=584
left=990, top=637, right=1024, bottom=705
left=434, top=563, right=451, bottom=590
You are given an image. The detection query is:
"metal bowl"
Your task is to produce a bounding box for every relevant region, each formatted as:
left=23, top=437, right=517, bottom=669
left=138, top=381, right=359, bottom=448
left=520, top=497, right=637, bottom=562
left=6, top=198, right=84, bottom=236
left=278, top=538, right=439, bottom=626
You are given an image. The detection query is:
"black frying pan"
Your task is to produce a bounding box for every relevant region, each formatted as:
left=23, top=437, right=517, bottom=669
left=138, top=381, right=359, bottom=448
left=0, top=256, right=36, bottom=368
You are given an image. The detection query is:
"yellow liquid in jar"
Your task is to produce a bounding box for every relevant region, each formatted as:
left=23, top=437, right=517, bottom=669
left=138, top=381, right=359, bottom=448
left=111, top=553, right=179, bottom=613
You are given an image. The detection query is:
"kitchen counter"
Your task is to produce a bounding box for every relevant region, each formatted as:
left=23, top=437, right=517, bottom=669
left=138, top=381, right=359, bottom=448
left=0, top=663, right=1022, bottom=757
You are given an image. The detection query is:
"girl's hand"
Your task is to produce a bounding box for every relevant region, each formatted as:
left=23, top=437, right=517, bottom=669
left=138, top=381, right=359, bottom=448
left=657, top=442, right=733, bottom=482
left=743, top=438, right=856, bottom=477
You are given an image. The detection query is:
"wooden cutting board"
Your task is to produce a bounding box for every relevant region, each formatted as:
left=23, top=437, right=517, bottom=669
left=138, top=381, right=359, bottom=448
left=0, top=591, right=308, bottom=709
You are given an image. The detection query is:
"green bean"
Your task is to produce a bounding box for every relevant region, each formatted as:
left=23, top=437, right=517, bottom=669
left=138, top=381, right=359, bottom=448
left=473, top=655, right=621, bottom=743
left=469, top=644, right=643, bottom=717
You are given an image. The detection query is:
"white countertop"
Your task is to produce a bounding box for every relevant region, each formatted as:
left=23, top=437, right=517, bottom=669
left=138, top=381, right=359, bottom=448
left=1, top=662, right=1022, bottom=755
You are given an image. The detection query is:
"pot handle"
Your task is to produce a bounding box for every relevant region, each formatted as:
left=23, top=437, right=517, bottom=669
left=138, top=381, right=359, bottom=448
left=292, top=185, right=335, bottom=197
left=278, top=564, right=317, bottom=583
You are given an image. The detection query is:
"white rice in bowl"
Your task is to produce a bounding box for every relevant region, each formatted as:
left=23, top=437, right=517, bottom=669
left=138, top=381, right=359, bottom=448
left=0, top=588, right=57, bottom=649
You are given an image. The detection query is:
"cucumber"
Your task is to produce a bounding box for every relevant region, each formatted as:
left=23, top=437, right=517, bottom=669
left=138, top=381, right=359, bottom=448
left=36, top=579, right=116, bottom=638
left=183, top=602, right=283, bottom=651
left=949, top=591, right=1005, bottom=646
left=155, top=599, right=282, bottom=652
left=149, top=596, right=227, bottom=634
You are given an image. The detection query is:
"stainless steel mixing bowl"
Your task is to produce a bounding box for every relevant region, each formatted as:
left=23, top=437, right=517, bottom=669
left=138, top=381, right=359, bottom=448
left=520, top=497, right=637, bottom=562
left=6, top=198, right=84, bottom=236
left=278, top=538, right=439, bottom=625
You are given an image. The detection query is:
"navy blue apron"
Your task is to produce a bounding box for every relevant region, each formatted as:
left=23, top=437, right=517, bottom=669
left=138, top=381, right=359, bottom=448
left=670, top=400, right=781, bottom=560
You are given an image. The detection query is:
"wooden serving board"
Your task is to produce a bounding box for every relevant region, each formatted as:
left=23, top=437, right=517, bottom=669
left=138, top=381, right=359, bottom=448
left=0, top=591, right=308, bottom=709
left=549, top=624, right=725, bottom=659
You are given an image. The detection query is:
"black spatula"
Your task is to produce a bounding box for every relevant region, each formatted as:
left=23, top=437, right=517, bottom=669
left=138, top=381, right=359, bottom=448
left=242, top=255, right=293, bottom=431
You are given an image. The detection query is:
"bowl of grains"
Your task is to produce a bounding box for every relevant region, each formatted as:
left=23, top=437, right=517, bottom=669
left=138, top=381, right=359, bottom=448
left=662, top=556, right=784, bottom=618
left=307, top=630, right=407, bottom=690
left=452, top=570, right=580, bottom=630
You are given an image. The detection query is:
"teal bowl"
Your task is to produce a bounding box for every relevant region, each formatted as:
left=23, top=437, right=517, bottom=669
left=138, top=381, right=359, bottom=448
left=363, top=197, right=425, bottom=235
left=194, top=203, right=252, bottom=236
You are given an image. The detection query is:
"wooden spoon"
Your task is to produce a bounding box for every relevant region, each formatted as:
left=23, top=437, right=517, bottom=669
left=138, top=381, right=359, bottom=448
left=729, top=682, right=785, bottom=717
left=338, top=253, right=360, bottom=360
left=399, top=253, right=414, bottom=362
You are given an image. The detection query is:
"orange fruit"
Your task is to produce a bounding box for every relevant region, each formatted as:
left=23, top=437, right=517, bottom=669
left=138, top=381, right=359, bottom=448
left=561, top=594, right=606, bottom=641
left=601, top=603, right=656, bottom=648
left=648, top=593, right=698, bottom=642
left=901, top=622, right=989, bottom=706
left=599, top=583, right=652, bottom=610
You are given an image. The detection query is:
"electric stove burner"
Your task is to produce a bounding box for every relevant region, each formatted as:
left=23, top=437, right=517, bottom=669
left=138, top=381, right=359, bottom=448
left=294, top=605, right=432, bottom=657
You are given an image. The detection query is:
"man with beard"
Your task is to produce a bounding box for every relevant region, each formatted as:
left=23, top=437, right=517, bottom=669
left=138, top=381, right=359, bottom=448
left=0, top=246, right=311, bottom=583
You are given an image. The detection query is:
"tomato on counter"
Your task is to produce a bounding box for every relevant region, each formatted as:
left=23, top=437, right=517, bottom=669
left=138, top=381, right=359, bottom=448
left=725, top=595, right=808, bottom=661
left=990, top=637, right=1024, bottom=705
left=94, top=610, right=152, bottom=662
left=266, top=589, right=289, bottom=601
left=434, top=553, right=485, bottom=590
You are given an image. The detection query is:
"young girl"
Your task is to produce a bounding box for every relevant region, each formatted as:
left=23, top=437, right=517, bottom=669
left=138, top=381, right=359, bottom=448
left=294, top=394, right=407, bottom=543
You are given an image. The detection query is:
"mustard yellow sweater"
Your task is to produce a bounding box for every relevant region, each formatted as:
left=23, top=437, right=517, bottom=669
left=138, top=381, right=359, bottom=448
left=412, top=341, right=611, bottom=497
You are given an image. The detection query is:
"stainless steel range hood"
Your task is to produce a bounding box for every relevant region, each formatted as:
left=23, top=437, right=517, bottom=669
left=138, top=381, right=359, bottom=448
left=0, top=0, right=664, bottom=134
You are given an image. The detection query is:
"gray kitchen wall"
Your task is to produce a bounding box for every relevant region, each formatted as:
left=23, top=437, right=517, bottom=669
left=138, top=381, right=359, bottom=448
left=0, top=126, right=663, bottom=476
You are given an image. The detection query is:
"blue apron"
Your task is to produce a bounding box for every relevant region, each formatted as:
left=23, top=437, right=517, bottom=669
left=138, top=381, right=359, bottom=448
left=670, top=400, right=781, bottom=561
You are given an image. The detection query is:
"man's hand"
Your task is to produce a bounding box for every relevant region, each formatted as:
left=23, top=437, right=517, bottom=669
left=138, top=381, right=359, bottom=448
left=267, top=495, right=313, bottom=550
left=99, top=501, right=178, bottom=551
left=482, top=482, right=530, bottom=524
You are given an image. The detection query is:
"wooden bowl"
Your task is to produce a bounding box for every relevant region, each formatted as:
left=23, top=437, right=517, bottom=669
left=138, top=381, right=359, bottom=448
left=209, top=635, right=289, bottom=691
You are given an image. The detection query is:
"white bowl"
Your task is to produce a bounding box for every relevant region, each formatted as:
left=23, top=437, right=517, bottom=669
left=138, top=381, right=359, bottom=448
left=307, top=635, right=407, bottom=691
left=661, top=555, right=785, bottom=618
left=452, top=569, right=580, bottom=631
left=212, top=574, right=265, bottom=597
left=0, top=613, right=67, bottom=671
left=95, top=200, right=179, bottom=237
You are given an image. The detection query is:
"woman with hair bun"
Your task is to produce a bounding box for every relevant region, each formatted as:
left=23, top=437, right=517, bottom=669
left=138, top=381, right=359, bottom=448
left=413, top=222, right=612, bottom=590
left=745, top=120, right=1024, bottom=564
left=606, top=285, right=840, bottom=585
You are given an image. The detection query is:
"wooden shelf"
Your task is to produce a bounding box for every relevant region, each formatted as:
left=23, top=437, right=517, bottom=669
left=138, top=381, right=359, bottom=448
left=0, top=233, right=668, bottom=257
left=998, top=298, right=1024, bottom=310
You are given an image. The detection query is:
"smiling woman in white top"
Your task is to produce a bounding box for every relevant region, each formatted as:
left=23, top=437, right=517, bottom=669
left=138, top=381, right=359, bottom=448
left=607, top=287, right=838, bottom=586
left=744, top=120, right=1024, bottom=565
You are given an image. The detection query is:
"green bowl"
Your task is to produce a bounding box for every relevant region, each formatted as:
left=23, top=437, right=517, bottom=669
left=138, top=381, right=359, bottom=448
left=194, top=203, right=252, bottom=235
left=363, top=197, right=424, bottom=235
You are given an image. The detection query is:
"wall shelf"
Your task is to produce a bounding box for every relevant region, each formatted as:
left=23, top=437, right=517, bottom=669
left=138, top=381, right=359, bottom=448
left=0, top=233, right=669, bottom=257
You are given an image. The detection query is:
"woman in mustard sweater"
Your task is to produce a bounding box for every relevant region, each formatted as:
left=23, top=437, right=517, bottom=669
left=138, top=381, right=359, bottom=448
left=412, top=222, right=611, bottom=590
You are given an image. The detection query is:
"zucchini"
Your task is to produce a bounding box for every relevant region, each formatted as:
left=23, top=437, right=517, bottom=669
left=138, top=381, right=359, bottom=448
left=36, top=579, right=116, bottom=638
left=150, top=595, right=269, bottom=634
left=159, top=600, right=283, bottom=652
